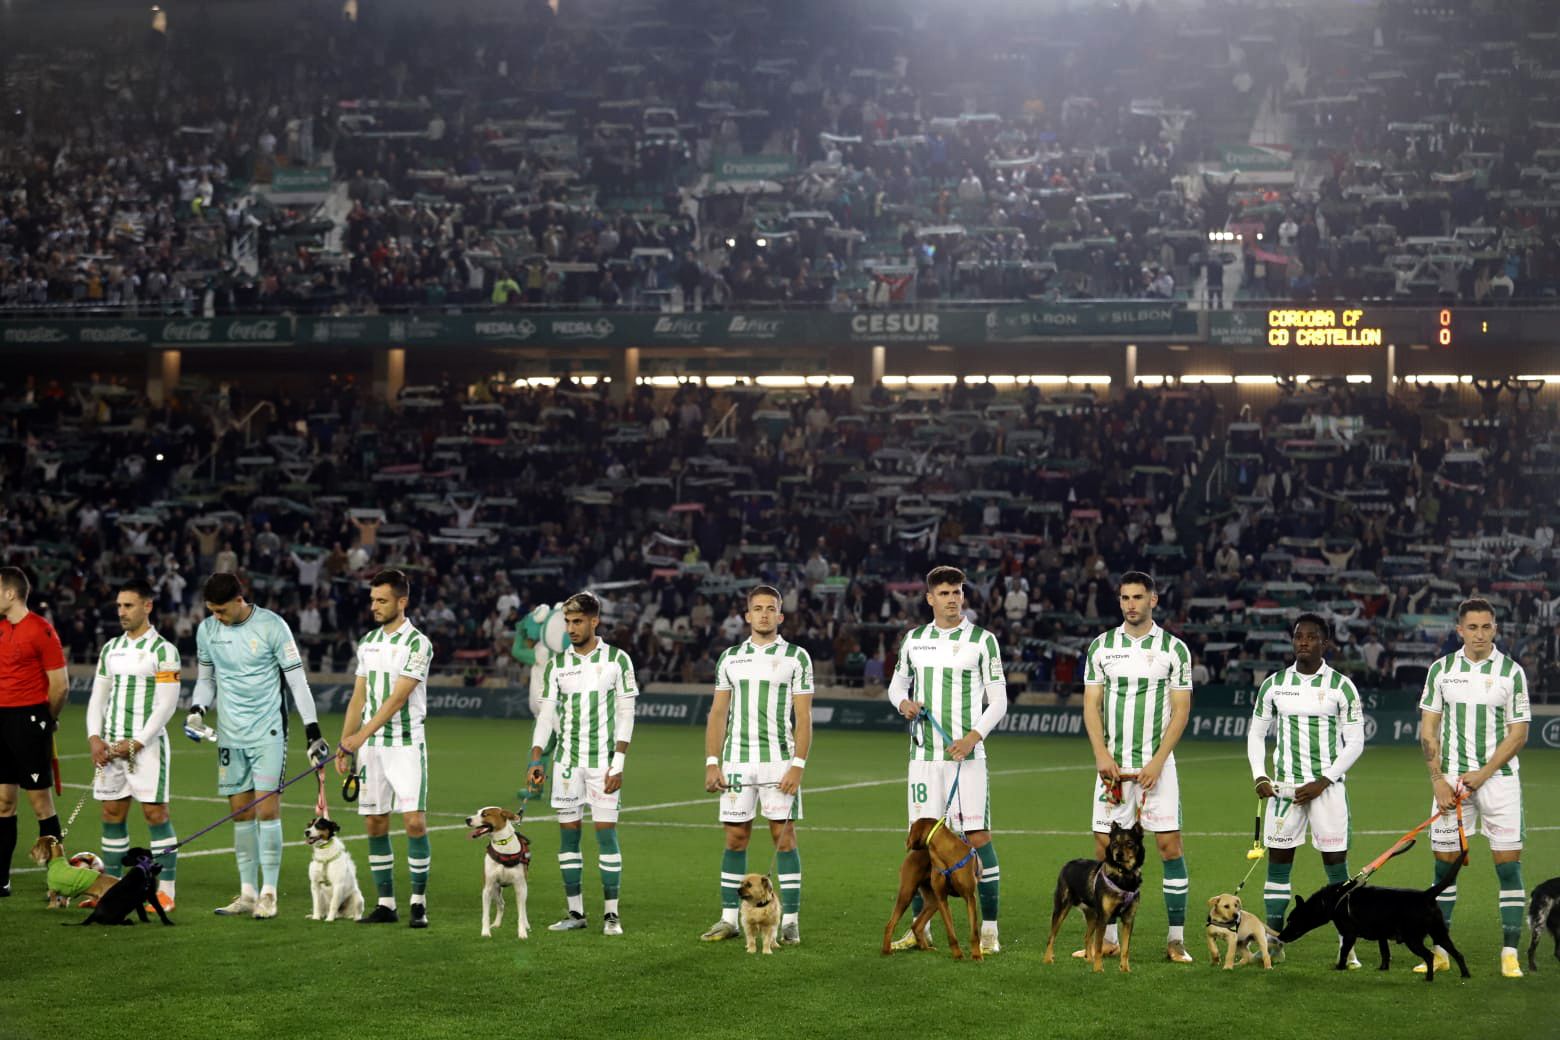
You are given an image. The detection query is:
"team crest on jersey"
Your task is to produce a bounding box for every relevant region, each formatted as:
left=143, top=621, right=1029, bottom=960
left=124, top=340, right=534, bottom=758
left=249, top=638, right=260, bottom=654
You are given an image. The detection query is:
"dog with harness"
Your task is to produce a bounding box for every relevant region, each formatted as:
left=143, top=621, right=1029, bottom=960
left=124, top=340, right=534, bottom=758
left=881, top=815, right=984, bottom=961
left=466, top=805, right=532, bottom=938
left=1043, top=822, right=1146, bottom=973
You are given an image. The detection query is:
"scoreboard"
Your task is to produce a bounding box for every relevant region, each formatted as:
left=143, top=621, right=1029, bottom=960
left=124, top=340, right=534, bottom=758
left=1216, top=307, right=1531, bottom=349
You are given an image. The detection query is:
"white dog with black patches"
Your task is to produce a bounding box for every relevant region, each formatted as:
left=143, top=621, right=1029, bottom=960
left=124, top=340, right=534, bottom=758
left=304, top=817, right=364, bottom=922
left=466, top=806, right=531, bottom=938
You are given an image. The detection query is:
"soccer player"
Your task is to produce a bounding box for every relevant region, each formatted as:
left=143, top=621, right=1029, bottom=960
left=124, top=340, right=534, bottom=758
left=185, top=573, right=328, bottom=920
left=1246, top=613, right=1365, bottom=967
left=525, top=592, right=637, bottom=936
left=0, top=566, right=68, bottom=898
left=336, top=569, right=434, bottom=928
left=887, top=566, right=1008, bottom=954
left=86, top=579, right=182, bottom=910
left=1080, top=571, right=1195, bottom=963
left=698, top=585, right=814, bottom=945
left=1418, top=597, right=1531, bottom=978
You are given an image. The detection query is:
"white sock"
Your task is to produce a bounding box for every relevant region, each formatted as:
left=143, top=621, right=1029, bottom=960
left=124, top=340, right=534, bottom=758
left=160, top=881, right=176, bottom=900
left=723, top=907, right=740, bottom=927
left=1104, top=923, right=1119, bottom=944
left=982, top=919, right=998, bottom=935
left=604, top=897, right=620, bottom=916
left=260, top=884, right=277, bottom=899
left=241, top=883, right=258, bottom=901
left=378, top=896, right=397, bottom=910
left=782, top=911, right=798, bottom=927
left=411, top=893, right=426, bottom=907
left=1168, top=925, right=1184, bottom=942
left=1501, top=945, right=1517, bottom=957
left=567, top=893, right=584, bottom=915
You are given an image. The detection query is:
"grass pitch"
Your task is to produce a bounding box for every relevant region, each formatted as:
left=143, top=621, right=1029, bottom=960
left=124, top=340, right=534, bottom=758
left=4, top=718, right=1554, bottom=1040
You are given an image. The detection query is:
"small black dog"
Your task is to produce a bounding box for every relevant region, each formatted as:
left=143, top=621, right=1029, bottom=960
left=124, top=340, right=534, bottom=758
left=1278, top=856, right=1467, bottom=980
left=1042, top=822, right=1146, bottom=972
left=77, top=847, right=174, bottom=927
left=1528, top=876, right=1560, bottom=972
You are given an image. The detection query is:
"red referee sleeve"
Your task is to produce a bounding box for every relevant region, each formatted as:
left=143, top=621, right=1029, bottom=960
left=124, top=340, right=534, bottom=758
left=35, top=621, right=66, bottom=671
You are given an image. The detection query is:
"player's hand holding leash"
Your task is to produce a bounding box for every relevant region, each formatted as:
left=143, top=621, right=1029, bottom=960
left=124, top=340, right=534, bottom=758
left=183, top=705, right=216, bottom=742
left=947, top=732, right=980, bottom=762
left=1292, top=777, right=1331, bottom=805
left=88, top=735, right=111, bottom=768
left=305, top=722, right=330, bottom=767
left=1431, top=774, right=1459, bottom=813
left=1254, top=775, right=1277, bottom=800
left=1094, top=751, right=1121, bottom=784
left=704, top=756, right=728, bottom=793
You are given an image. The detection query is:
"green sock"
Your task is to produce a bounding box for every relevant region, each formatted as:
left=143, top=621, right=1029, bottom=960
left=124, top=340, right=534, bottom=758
left=148, top=821, right=177, bottom=881
left=720, top=849, right=745, bottom=910
left=597, top=827, right=622, bottom=901
left=1323, top=860, right=1349, bottom=886
left=976, top=843, right=999, bottom=923
left=777, top=849, right=802, bottom=915
left=407, top=834, right=431, bottom=897
left=1264, top=861, right=1293, bottom=930
left=1433, top=858, right=1458, bottom=925
left=232, top=820, right=259, bottom=892
left=559, top=827, right=583, bottom=897
left=1496, top=861, right=1525, bottom=948
left=908, top=892, right=924, bottom=921
left=368, top=834, right=395, bottom=900
left=1162, top=856, right=1189, bottom=927
left=101, top=820, right=130, bottom=864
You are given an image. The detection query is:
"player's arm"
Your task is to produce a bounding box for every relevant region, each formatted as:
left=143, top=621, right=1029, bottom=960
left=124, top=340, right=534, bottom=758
left=1464, top=664, right=1531, bottom=790
left=130, top=646, right=182, bottom=754
left=1247, top=675, right=1275, bottom=797
left=86, top=648, right=112, bottom=767
left=1081, top=635, right=1118, bottom=780
left=705, top=649, right=733, bottom=792
left=45, top=667, right=68, bottom=721
left=779, top=649, right=816, bottom=795
left=604, top=651, right=638, bottom=794
left=1315, top=681, right=1366, bottom=791
left=526, top=658, right=559, bottom=790
left=951, top=634, right=1008, bottom=762
left=1140, top=640, right=1194, bottom=791
left=272, top=620, right=328, bottom=764
left=886, top=637, right=917, bottom=720
left=38, top=622, right=67, bottom=722
left=342, top=638, right=429, bottom=757
left=336, top=675, right=369, bottom=776
left=1418, top=660, right=1456, bottom=810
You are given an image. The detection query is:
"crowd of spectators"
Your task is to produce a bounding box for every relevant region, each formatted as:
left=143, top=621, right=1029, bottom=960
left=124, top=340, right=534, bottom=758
left=1, top=369, right=1555, bottom=700
left=6, top=1, right=1560, bottom=317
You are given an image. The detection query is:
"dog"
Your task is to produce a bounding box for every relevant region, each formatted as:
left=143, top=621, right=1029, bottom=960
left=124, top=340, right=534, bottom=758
left=1042, top=822, right=1145, bottom=973
left=1527, top=876, right=1560, bottom=972
left=465, top=806, right=530, bottom=939
left=738, top=874, right=781, bottom=954
left=1277, top=855, right=1469, bottom=980
left=29, top=836, right=116, bottom=910
left=881, top=816, right=983, bottom=961
left=76, top=847, right=174, bottom=927
left=304, top=817, right=364, bottom=923
left=1205, top=893, right=1281, bottom=969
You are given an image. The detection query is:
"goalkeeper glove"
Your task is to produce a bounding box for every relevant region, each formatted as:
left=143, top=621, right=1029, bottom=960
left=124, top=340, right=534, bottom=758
left=304, top=722, right=330, bottom=766
left=184, top=706, right=216, bottom=742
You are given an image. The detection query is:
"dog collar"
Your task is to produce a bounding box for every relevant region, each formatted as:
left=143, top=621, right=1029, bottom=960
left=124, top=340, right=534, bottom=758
left=753, top=899, right=772, bottom=908
left=313, top=839, right=345, bottom=866
left=1206, top=914, right=1239, bottom=933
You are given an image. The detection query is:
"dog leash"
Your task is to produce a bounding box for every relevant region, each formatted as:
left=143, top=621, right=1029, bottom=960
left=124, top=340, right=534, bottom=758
left=59, top=766, right=103, bottom=840
left=1345, top=791, right=1466, bottom=889
left=340, top=751, right=359, bottom=803
left=1233, top=790, right=1295, bottom=895
left=916, top=708, right=969, bottom=831
left=170, top=762, right=327, bottom=852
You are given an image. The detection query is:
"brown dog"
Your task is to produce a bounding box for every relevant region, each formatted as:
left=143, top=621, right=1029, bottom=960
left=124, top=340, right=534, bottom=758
left=1206, top=893, right=1280, bottom=969
left=29, top=836, right=116, bottom=909
left=738, top=874, right=781, bottom=954
left=881, top=817, right=983, bottom=961
left=1042, top=822, right=1145, bottom=973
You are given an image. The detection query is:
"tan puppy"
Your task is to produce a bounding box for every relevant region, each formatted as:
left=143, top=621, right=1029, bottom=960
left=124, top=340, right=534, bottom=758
left=29, top=836, right=116, bottom=909
left=1206, top=893, right=1281, bottom=969
left=738, top=874, right=781, bottom=954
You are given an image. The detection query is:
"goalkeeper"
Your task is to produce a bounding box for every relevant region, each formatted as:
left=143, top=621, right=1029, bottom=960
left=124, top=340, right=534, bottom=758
left=185, top=573, right=329, bottom=921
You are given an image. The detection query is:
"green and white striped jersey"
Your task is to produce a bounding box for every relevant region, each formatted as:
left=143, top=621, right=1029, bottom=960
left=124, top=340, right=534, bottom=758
left=94, top=628, right=181, bottom=743
left=543, top=641, right=638, bottom=768
left=889, top=619, right=1004, bottom=762
left=1252, top=662, right=1363, bottom=785
left=1420, top=648, right=1530, bottom=777
left=714, top=636, right=814, bottom=764
left=353, top=620, right=433, bottom=746
left=1084, top=624, right=1193, bottom=769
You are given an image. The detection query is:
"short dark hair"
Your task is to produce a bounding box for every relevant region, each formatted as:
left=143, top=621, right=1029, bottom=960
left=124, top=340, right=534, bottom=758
left=1457, top=597, right=1496, bottom=621
left=202, top=573, right=244, bottom=605
left=118, top=578, right=156, bottom=602
left=562, top=591, right=601, bottom=617
left=0, top=566, right=31, bottom=601
left=1293, top=612, right=1332, bottom=641
left=746, top=585, right=782, bottom=607
left=925, top=566, right=966, bottom=589
left=371, top=569, right=410, bottom=600
left=1118, top=571, right=1155, bottom=595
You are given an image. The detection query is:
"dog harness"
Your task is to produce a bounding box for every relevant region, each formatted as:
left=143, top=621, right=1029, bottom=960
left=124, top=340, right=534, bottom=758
left=311, top=838, right=347, bottom=866
left=925, top=818, right=979, bottom=879
left=486, top=834, right=530, bottom=868
left=1099, top=868, right=1140, bottom=910
left=1206, top=913, right=1240, bottom=934
left=46, top=858, right=103, bottom=899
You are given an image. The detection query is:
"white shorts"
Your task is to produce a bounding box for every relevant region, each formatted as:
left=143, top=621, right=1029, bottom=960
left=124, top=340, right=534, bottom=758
left=717, top=761, right=803, bottom=824
left=1091, top=755, right=1182, bottom=834
left=1431, top=773, right=1523, bottom=853
left=551, top=762, right=620, bottom=824
left=357, top=743, right=428, bottom=816
left=907, top=759, right=989, bottom=832
left=93, top=735, right=171, bottom=804
left=1264, top=782, right=1350, bottom=853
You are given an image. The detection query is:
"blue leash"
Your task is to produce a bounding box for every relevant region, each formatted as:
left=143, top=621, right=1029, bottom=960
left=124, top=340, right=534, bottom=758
left=916, top=707, right=966, bottom=829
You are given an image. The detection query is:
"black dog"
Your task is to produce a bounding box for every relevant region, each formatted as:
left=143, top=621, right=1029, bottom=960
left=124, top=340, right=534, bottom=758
left=1528, top=876, right=1560, bottom=972
left=76, top=847, right=174, bottom=927
left=1042, top=822, right=1146, bottom=972
left=1277, top=856, right=1466, bottom=980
